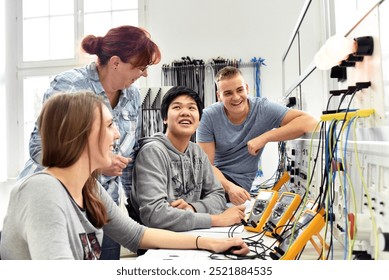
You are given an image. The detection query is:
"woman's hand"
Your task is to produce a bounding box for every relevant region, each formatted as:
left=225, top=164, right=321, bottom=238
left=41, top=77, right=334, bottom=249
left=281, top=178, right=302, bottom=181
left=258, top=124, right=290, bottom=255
left=100, top=154, right=131, bottom=176
left=200, top=237, right=249, bottom=255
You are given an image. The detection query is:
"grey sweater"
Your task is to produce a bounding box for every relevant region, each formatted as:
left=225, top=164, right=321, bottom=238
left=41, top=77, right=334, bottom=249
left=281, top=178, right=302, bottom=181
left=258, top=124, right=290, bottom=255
left=0, top=172, right=146, bottom=260
left=128, top=133, right=227, bottom=231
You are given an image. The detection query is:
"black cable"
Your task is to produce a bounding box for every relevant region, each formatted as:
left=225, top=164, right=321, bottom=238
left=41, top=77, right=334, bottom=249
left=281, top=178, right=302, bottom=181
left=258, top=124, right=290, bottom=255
left=325, top=89, right=348, bottom=112
left=317, top=86, right=359, bottom=258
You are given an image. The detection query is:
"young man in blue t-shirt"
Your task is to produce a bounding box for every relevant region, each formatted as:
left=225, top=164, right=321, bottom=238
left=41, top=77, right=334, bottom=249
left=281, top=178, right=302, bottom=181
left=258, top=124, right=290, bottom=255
left=196, top=66, right=318, bottom=205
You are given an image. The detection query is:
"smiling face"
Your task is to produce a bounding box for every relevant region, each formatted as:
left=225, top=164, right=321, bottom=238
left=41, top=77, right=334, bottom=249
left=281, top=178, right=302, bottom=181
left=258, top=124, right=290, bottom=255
left=88, top=104, right=120, bottom=170
left=217, top=73, right=250, bottom=122
left=110, top=56, right=148, bottom=89
left=165, top=94, right=200, bottom=140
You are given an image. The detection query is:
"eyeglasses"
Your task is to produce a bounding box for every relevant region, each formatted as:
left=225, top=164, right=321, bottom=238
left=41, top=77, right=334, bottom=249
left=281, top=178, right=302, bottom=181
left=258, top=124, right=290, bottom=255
left=137, top=65, right=148, bottom=72
left=129, top=62, right=148, bottom=73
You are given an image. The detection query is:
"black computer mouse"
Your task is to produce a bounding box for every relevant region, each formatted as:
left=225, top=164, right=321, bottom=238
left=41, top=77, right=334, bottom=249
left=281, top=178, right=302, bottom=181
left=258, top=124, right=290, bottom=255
left=222, top=246, right=242, bottom=255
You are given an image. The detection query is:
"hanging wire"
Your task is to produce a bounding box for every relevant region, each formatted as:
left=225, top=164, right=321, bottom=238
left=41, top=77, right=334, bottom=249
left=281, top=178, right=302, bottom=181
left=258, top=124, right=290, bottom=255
left=249, top=57, right=266, bottom=98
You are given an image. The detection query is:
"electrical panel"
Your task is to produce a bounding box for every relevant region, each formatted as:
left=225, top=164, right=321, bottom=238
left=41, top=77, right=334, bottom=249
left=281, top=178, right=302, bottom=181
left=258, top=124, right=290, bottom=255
left=285, top=137, right=389, bottom=259
left=283, top=138, right=322, bottom=200
left=280, top=0, right=389, bottom=260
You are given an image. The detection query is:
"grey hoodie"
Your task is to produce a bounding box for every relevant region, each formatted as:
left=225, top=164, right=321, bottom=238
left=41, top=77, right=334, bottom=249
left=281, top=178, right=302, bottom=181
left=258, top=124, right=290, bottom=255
left=128, top=132, right=227, bottom=231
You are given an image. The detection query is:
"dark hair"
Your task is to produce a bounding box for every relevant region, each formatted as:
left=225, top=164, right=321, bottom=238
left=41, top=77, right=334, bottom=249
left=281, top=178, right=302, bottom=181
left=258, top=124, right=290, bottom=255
left=39, top=91, right=108, bottom=228
left=215, top=66, right=243, bottom=82
left=81, top=25, right=161, bottom=67
left=161, top=86, right=203, bottom=133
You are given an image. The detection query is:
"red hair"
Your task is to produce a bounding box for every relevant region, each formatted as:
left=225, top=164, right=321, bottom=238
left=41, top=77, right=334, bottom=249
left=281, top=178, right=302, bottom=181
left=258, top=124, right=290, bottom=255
left=82, top=25, right=161, bottom=67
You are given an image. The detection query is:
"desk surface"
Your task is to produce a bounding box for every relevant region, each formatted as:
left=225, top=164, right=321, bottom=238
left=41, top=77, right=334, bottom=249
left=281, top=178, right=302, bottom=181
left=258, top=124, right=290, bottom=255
left=137, top=199, right=344, bottom=260
left=137, top=226, right=344, bottom=261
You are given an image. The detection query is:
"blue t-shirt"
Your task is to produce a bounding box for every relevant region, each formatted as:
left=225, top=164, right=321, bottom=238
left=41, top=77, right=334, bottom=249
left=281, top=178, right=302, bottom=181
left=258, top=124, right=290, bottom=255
left=196, top=96, right=288, bottom=191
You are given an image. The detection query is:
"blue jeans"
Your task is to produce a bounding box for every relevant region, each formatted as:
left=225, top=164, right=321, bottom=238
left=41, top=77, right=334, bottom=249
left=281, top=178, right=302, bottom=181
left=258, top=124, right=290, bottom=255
left=99, top=234, right=121, bottom=260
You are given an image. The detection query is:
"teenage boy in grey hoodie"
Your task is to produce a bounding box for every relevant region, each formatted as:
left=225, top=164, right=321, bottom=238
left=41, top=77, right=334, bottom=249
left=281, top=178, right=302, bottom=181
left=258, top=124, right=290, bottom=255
left=128, top=86, right=246, bottom=231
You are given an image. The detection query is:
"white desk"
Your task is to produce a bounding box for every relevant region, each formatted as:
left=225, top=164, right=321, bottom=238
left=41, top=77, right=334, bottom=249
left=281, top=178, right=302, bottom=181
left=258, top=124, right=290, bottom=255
left=137, top=199, right=344, bottom=261
left=137, top=225, right=343, bottom=261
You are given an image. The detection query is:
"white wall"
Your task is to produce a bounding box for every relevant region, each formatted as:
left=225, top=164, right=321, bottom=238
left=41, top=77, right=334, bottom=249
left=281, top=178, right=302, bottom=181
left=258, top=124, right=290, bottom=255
left=0, top=0, right=6, bottom=182
left=143, top=0, right=305, bottom=102
left=142, top=0, right=306, bottom=180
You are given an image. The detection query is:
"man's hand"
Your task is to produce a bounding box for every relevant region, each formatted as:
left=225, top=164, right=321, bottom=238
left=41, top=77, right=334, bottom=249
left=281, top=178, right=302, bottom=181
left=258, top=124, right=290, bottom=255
left=170, top=199, right=195, bottom=211
left=226, top=184, right=251, bottom=205
left=211, top=204, right=246, bottom=227
left=247, top=135, right=267, bottom=156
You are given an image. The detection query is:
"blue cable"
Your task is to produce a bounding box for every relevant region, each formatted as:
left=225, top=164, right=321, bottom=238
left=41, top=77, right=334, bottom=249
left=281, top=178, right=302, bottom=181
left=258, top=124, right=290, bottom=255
left=324, top=119, right=340, bottom=259
left=330, top=120, right=339, bottom=260
left=324, top=120, right=334, bottom=176
left=250, top=57, right=266, bottom=97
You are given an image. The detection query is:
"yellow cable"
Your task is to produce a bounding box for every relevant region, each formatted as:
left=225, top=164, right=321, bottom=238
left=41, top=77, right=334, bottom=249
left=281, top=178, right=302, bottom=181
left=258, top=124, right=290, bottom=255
left=307, top=121, right=327, bottom=259
left=283, top=121, right=323, bottom=259
left=305, top=121, right=323, bottom=207
left=352, top=117, right=379, bottom=259
left=292, top=121, right=323, bottom=228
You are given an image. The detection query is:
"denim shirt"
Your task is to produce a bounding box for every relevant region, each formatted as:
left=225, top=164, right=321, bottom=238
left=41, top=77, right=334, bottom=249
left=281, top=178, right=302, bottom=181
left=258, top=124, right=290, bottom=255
left=17, top=62, right=142, bottom=204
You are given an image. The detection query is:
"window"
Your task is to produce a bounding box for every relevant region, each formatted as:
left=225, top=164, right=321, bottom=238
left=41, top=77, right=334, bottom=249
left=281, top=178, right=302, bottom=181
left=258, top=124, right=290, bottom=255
left=16, top=0, right=141, bottom=174
left=21, top=0, right=139, bottom=63
left=22, top=75, right=53, bottom=163
left=84, top=0, right=138, bottom=36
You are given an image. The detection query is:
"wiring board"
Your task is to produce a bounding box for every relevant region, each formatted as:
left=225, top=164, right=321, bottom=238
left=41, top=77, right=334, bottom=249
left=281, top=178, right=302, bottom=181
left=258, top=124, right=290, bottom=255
left=278, top=1, right=389, bottom=259
left=285, top=136, right=389, bottom=259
